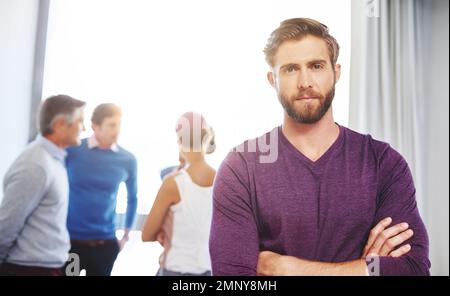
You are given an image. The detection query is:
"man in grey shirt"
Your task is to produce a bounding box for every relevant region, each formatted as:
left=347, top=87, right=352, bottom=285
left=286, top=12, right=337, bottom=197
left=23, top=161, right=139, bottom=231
left=0, top=95, right=85, bottom=276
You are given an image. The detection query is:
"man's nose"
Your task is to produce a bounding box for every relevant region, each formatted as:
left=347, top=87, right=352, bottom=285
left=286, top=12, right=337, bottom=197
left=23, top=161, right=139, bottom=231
left=297, top=71, right=313, bottom=89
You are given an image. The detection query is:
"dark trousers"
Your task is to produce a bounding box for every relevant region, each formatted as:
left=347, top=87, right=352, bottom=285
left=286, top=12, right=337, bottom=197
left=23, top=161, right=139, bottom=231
left=0, top=262, right=64, bottom=276
left=69, top=240, right=120, bottom=276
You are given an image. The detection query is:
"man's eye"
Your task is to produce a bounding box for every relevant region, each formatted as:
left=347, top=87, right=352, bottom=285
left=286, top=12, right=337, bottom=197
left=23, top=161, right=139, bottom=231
left=285, top=65, right=297, bottom=73
left=312, top=64, right=323, bottom=70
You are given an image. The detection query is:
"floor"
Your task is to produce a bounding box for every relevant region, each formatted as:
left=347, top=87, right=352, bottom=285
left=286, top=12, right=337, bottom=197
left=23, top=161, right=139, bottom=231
left=110, top=230, right=163, bottom=276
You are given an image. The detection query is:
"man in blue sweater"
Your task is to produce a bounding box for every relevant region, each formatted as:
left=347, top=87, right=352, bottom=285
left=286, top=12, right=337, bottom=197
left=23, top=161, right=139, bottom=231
left=66, top=103, right=138, bottom=276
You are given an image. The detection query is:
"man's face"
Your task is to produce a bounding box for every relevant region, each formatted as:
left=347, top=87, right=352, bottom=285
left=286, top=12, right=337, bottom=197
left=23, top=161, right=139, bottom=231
left=92, top=115, right=122, bottom=146
left=63, top=108, right=85, bottom=147
left=268, top=35, right=341, bottom=124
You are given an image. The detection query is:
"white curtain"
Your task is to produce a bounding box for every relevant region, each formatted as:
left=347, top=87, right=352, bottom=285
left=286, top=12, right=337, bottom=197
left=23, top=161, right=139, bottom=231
left=350, top=0, right=426, bottom=205
left=350, top=0, right=449, bottom=275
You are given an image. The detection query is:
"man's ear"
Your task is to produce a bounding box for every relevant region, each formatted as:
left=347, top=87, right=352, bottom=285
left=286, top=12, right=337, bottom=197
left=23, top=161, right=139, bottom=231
left=334, top=64, right=341, bottom=82
left=51, top=116, right=67, bottom=133
left=267, top=71, right=276, bottom=88
left=91, top=122, right=99, bottom=132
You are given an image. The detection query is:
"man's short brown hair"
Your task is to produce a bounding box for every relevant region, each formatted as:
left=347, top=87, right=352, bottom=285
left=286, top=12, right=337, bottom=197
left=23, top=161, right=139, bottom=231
left=39, top=95, right=86, bottom=136
left=91, top=103, right=122, bottom=125
left=263, top=18, right=340, bottom=68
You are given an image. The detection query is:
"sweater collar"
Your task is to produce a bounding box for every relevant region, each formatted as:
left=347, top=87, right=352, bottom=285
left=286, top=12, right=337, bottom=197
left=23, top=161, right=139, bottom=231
left=87, top=135, right=119, bottom=152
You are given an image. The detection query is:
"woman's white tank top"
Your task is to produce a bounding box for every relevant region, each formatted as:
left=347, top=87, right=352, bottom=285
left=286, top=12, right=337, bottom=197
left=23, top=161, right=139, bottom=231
left=163, top=169, right=213, bottom=274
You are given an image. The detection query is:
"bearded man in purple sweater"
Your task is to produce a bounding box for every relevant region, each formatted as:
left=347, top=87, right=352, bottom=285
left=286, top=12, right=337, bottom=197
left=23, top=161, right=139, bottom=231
left=209, top=18, right=430, bottom=276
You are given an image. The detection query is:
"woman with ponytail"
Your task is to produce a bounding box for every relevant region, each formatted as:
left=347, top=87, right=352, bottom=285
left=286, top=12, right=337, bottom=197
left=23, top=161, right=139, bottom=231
left=142, top=112, right=216, bottom=276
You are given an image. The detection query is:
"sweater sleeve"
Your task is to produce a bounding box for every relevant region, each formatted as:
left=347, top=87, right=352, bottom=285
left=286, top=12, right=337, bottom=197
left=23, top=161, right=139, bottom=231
left=209, top=152, right=259, bottom=275
left=370, top=145, right=431, bottom=276
left=124, top=155, right=138, bottom=229
left=0, top=163, right=47, bottom=263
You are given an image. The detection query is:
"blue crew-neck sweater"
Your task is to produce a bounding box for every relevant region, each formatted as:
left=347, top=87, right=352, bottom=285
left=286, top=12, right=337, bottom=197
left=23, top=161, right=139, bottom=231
left=66, top=138, right=138, bottom=240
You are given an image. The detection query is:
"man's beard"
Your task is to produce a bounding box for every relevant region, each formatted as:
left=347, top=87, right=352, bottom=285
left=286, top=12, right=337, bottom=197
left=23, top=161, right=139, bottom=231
left=278, top=85, right=335, bottom=124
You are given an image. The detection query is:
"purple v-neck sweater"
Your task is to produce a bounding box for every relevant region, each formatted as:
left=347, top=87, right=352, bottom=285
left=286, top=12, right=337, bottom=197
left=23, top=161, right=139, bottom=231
left=210, top=125, right=430, bottom=276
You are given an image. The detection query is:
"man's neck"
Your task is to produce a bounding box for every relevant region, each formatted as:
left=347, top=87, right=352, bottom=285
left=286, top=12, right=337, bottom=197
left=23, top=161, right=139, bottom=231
left=94, top=134, right=113, bottom=149
left=44, top=134, right=67, bottom=149
left=281, top=109, right=340, bottom=161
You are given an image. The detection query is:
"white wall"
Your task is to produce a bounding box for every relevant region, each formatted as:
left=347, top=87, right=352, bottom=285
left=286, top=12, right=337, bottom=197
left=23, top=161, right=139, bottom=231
left=0, top=0, right=40, bottom=195
left=423, top=0, right=449, bottom=276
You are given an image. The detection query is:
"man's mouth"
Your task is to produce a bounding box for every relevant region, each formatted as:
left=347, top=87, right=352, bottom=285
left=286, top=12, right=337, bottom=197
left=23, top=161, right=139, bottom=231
left=296, top=96, right=319, bottom=100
